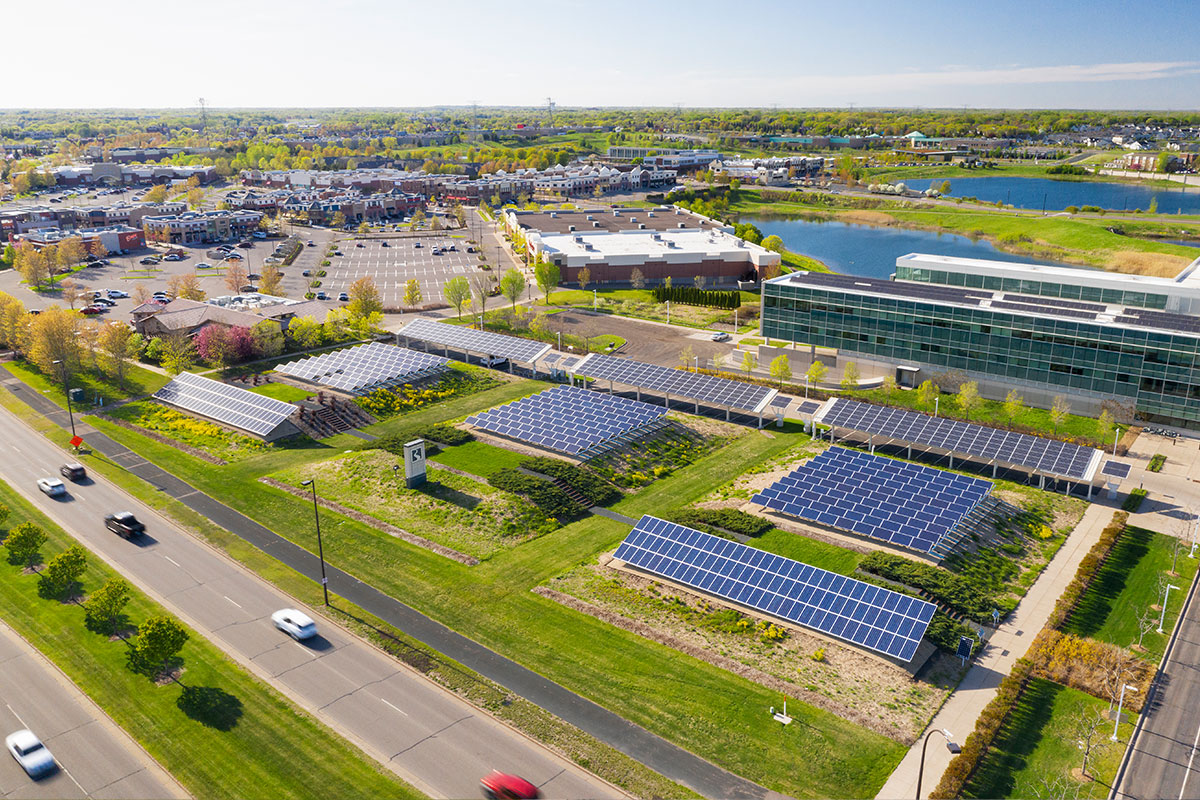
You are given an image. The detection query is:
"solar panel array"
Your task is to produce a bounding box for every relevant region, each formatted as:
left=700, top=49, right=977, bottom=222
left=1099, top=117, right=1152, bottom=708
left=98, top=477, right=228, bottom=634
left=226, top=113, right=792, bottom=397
left=1004, top=294, right=1106, bottom=312
left=796, top=400, right=823, bottom=415
left=276, top=343, right=448, bottom=394
left=573, top=353, right=776, bottom=413
left=399, top=318, right=551, bottom=363
left=153, top=372, right=296, bottom=437
left=1113, top=309, right=1200, bottom=334
left=990, top=301, right=1098, bottom=321
left=1102, top=461, right=1131, bottom=479
left=818, top=398, right=1099, bottom=479
left=466, top=385, right=664, bottom=455
left=752, top=446, right=992, bottom=554
left=614, top=515, right=935, bottom=660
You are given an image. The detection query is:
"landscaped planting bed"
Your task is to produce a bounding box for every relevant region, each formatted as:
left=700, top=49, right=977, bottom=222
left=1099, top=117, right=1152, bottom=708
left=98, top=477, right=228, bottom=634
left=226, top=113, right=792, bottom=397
left=107, top=401, right=269, bottom=462
left=356, top=366, right=499, bottom=419
left=590, top=419, right=734, bottom=488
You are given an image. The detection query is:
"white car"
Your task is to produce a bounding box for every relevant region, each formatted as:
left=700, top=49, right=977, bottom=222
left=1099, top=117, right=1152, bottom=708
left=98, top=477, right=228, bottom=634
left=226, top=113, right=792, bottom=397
left=107, top=289, right=129, bottom=299
left=37, top=478, right=66, bottom=497
left=480, top=356, right=508, bottom=368
left=271, top=609, right=317, bottom=640
left=6, top=729, right=55, bottom=778
left=710, top=331, right=731, bottom=342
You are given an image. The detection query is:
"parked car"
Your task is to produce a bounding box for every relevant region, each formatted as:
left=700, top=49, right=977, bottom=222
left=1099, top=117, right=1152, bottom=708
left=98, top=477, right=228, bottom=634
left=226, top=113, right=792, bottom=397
left=223, top=253, right=243, bottom=261
left=252, top=231, right=267, bottom=239
left=107, top=289, right=129, bottom=298
left=302, top=270, right=311, bottom=277
left=355, top=243, right=365, bottom=248
left=381, top=241, right=389, bottom=247
left=710, top=332, right=731, bottom=342
left=195, top=262, right=213, bottom=269
left=60, top=463, right=86, bottom=481
left=37, top=478, right=66, bottom=497
left=91, top=297, right=116, bottom=307
left=315, top=291, right=328, bottom=300
left=6, top=729, right=55, bottom=779
left=237, top=241, right=253, bottom=249
left=338, top=292, right=349, bottom=302
left=79, top=305, right=105, bottom=315
left=480, top=771, right=540, bottom=800
left=447, top=244, right=457, bottom=252
left=246, top=273, right=261, bottom=281
left=306, top=241, right=315, bottom=247
left=480, top=356, right=508, bottom=368
left=163, top=254, right=182, bottom=262
left=104, top=511, right=144, bottom=538
left=271, top=609, right=317, bottom=640
left=413, top=241, right=422, bottom=248
left=138, top=256, right=159, bottom=265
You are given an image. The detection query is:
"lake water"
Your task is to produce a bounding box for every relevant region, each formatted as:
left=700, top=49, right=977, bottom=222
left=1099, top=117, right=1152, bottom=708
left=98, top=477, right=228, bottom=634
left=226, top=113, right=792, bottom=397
left=747, top=216, right=1073, bottom=279
left=903, top=176, right=1200, bottom=214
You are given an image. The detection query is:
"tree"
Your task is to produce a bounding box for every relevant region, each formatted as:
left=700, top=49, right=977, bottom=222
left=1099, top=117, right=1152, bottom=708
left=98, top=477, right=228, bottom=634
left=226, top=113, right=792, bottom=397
left=1097, top=409, right=1116, bottom=445
left=917, top=379, right=939, bottom=411
left=159, top=331, right=196, bottom=375
left=410, top=208, right=426, bottom=228
left=131, top=615, right=189, bottom=679
left=443, top=276, right=471, bottom=319
left=470, top=274, right=493, bottom=325
left=88, top=239, right=108, bottom=260
left=841, top=361, right=860, bottom=391
left=132, top=283, right=152, bottom=305
left=27, top=306, right=80, bottom=379
left=741, top=351, right=757, bottom=375
left=223, top=260, right=248, bottom=293
left=577, top=267, right=591, bottom=292
left=711, top=352, right=726, bottom=374
left=1, top=243, right=16, bottom=270
left=169, top=272, right=206, bottom=301
left=357, top=221, right=370, bottom=234
left=805, top=359, right=827, bottom=388
left=761, top=234, right=785, bottom=254
left=940, top=180, right=952, bottom=195
left=257, top=264, right=284, bottom=297
left=694, top=275, right=707, bottom=292
left=195, top=325, right=235, bottom=369
left=1050, top=395, right=1071, bottom=433
left=630, top=267, right=646, bottom=290
left=1003, top=389, right=1024, bottom=425
left=330, top=211, right=347, bottom=229
left=499, top=268, right=525, bottom=310
left=143, top=184, right=167, bottom=203
left=346, top=276, right=383, bottom=320
left=0, top=502, right=10, bottom=530
left=5, top=523, right=47, bottom=569
left=16, top=245, right=50, bottom=289
left=769, top=354, right=792, bottom=387
left=679, top=344, right=695, bottom=371
left=287, top=315, right=323, bottom=350
left=84, top=577, right=132, bottom=637
left=57, top=237, right=87, bottom=269
left=399, top=278, right=422, bottom=309
left=957, top=381, right=982, bottom=420
left=41, top=544, right=87, bottom=599
left=59, top=279, right=84, bottom=310
left=1135, top=606, right=1157, bottom=650
left=1074, top=706, right=1111, bottom=779
left=882, top=373, right=897, bottom=397
left=98, top=322, right=140, bottom=386
left=534, top=261, right=561, bottom=304
left=229, top=325, right=257, bottom=362
left=250, top=320, right=285, bottom=359
left=431, top=216, right=443, bottom=232
left=1149, top=196, right=1159, bottom=214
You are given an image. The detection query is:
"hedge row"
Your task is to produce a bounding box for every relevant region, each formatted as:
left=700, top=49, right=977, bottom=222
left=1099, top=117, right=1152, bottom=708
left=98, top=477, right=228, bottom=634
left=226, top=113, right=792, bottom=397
left=930, top=657, right=1036, bottom=798
left=488, top=469, right=583, bottom=520
left=859, top=551, right=996, bottom=623
left=669, top=508, right=773, bottom=539
left=1047, top=511, right=1128, bottom=632
left=519, top=457, right=621, bottom=507
left=650, top=286, right=742, bottom=309
left=1122, top=488, right=1147, bottom=512
left=416, top=424, right=474, bottom=446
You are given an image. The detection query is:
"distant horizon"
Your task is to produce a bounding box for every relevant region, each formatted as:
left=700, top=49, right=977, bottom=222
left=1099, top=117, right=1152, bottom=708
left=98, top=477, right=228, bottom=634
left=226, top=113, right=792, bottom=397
left=2, top=104, right=1197, bottom=114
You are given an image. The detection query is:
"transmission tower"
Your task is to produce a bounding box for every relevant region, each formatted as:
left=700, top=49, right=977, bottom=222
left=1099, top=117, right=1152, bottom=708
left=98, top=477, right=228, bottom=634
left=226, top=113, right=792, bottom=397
left=198, top=97, right=208, bottom=132
left=547, top=97, right=555, bottom=128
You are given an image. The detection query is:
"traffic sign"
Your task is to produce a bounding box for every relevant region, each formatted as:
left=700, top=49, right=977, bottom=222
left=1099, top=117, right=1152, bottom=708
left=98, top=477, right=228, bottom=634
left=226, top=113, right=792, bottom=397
left=69, top=435, right=83, bottom=448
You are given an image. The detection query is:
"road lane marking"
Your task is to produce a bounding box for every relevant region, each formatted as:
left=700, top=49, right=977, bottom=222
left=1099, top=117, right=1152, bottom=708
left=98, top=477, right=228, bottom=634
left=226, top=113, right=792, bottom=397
left=381, top=698, right=408, bottom=716
left=163, top=555, right=182, bottom=568
left=223, top=596, right=242, bottom=609
left=1179, top=714, right=1200, bottom=799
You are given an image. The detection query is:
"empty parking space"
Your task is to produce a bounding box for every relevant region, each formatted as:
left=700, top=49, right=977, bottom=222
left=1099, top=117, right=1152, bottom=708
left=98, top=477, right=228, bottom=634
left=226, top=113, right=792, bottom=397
left=320, top=236, right=485, bottom=305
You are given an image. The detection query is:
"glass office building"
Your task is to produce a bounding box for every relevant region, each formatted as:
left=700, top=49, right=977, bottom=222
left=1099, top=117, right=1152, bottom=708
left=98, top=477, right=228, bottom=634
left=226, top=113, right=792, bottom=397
left=761, top=254, right=1200, bottom=427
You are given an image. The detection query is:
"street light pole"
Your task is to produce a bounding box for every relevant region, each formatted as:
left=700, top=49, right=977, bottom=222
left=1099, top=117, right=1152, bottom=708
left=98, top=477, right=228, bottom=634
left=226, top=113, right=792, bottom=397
left=1110, top=684, right=1137, bottom=741
left=916, top=728, right=960, bottom=800
left=1157, top=583, right=1180, bottom=634
left=300, top=479, right=329, bottom=606
left=52, top=359, right=77, bottom=439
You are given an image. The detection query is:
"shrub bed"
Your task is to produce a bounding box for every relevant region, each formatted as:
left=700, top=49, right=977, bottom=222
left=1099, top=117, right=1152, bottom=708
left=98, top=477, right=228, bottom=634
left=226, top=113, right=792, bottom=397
left=669, top=508, right=773, bottom=538
left=487, top=469, right=583, bottom=520
left=1122, top=489, right=1147, bottom=512
left=519, top=457, right=621, bottom=506
left=1028, top=629, right=1152, bottom=710
left=108, top=401, right=268, bottom=461
left=650, top=286, right=742, bottom=309
left=416, top=424, right=475, bottom=446
left=1148, top=454, right=1166, bottom=472
left=355, top=371, right=499, bottom=419
left=859, top=551, right=996, bottom=623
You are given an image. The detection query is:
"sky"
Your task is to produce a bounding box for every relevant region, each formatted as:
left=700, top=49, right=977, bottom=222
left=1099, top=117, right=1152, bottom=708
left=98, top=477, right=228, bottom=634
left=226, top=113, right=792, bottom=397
left=7, top=0, right=1199, bottom=110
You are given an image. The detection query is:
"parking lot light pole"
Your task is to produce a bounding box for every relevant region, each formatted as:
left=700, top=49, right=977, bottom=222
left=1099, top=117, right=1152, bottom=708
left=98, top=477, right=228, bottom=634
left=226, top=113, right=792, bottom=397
left=916, top=728, right=960, bottom=800
left=1158, top=584, right=1180, bottom=634
left=51, top=359, right=77, bottom=439
left=300, top=479, right=329, bottom=606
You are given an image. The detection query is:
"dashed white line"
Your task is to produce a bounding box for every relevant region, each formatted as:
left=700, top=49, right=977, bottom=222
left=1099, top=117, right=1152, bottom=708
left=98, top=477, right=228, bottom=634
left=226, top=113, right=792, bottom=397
left=163, top=555, right=182, bottom=568
left=1178, top=714, right=1200, bottom=799
left=223, top=596, right=242, bottom=609
left=381, top=698, right=409, bottom=716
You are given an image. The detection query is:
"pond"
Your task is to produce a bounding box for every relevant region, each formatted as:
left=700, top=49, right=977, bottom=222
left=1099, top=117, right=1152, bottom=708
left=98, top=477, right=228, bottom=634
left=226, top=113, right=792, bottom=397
left=903, top=176, right=1200, bottom=214
left=745, top=216, right=1074, bottom=279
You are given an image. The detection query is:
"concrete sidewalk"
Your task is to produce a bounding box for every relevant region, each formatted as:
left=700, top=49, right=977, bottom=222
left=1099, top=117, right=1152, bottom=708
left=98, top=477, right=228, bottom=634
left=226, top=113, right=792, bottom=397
left=875, top=502, right=1115, bottom=799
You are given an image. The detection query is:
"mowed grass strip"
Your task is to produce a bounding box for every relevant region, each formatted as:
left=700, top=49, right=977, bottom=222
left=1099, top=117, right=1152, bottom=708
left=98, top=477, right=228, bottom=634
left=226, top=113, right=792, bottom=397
left=429, top=439, right=529, bottom=477
left=749, top=528, right=865, bottom=576
left=0, top=480, right=421, bottom=800
left=245, top=382, right=314, bottom=403
left=1062, top=525, right=1198, bottom=660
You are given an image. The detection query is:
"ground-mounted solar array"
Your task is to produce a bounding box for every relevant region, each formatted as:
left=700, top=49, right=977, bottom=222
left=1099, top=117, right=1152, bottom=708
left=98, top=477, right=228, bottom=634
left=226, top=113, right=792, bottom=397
left=752, top=446, right=992, bottom=555
left=153, top=372, right=296, bottom=437
left=816, top=398, right=1100, bottom=480
left=398, top=318, right=551, bottom=364
left=466, top=385, right=665, bottom=455
left=572, top=353, right=777, bottom=413
left=276, top=342, right=448, bottom=395
left=613, top=515, right=935, bottom=661
left=1101, top=460, right=1132, bottom=479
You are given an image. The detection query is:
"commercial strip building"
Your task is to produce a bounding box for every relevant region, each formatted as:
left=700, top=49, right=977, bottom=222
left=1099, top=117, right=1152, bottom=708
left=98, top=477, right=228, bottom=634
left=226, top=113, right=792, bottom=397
left=12, top=225, right=145, bottom=253
left=0, top=201, right=185, bottom=241
left=760, top=253, right=1200, bottom=427
left=142, top=210, right=264, bottom=245
left=45, top=163, right=217, bottom=187
left=604, top=147, right=720, bottom=170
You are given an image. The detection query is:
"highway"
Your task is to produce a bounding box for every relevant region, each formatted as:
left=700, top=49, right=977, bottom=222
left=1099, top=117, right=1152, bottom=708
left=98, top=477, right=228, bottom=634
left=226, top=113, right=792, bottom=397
left=0, top=617, right=185, bottom=799
left=0, top=405, right=619, bottom=800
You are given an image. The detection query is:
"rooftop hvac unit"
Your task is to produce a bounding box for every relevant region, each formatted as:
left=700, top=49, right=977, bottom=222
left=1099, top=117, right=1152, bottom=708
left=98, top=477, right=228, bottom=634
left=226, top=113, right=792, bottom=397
left=549, top=211, right=557, bottom=218
left=574, top=235, right=583, bottom=243
left=593, top=221, right=601, bottom=227
left=678, top=222, right=686, bottom=228
left=586, top=215, right=594, bottom=221
left=568, top=225, right=575, bottom=232
left=639, top=223, right=646, bottom=229
left=648, top=211, right=655, bottom=217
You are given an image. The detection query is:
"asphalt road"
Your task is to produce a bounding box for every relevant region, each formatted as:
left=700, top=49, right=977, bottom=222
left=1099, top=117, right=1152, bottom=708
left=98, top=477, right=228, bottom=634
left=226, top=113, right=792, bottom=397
left=1114, top=570, right=1200, bottom=800
left=0, top=406, right=617, bottom=800
left=0, top=618, right=184, bottom=800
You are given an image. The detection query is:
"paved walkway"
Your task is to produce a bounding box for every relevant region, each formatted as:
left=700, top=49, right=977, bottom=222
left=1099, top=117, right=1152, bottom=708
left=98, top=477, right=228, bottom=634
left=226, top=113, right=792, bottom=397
left=875, top=502, right=1116, bottom=799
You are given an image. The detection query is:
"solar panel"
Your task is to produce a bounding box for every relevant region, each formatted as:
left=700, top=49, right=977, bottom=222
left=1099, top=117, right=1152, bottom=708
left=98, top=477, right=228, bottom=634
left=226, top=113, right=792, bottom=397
left=1101, top=461, right=1131, bottom=479
left=614, top=515, right=935, bottom=661
left=990, top=301, right=1098, bottom=321
left=751, top=447, right=992, bottom=555
left=398, top=318, right=551, bottom=364
left=573, top=353, right=777, bottom=413
left=816, top=398, right=1100, bottom=480
left=276, top=342, right=448, bottom=395
left=152, top=372, right=295, bottom=437
left=467, top=385, right=665, bottom=455
left=1004, top=294, right=1107, bottom=312
left=1113, top=309, right=1200, bottom=334
left=796, top=400, right=823, bottom=415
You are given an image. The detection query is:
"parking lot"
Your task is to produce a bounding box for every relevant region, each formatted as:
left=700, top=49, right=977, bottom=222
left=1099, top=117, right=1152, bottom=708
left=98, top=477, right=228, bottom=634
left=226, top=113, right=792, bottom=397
left=314, top=233, right=487, bottom=307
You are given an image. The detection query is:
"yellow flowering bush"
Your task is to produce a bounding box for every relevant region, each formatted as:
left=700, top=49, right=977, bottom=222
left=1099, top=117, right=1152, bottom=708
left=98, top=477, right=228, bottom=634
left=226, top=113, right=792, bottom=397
left=110, top=401, right=268, bottom=460
left=355, top=371, right=497, bottom=419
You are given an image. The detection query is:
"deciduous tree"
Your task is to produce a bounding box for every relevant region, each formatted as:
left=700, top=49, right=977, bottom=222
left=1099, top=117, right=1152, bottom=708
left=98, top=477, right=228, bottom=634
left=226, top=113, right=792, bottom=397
left=577, top=267, right=591, bottom=292
left=84, top=577, right=132, bottom=637
left=630, top=268, right=646, bottom=290
left=402, top=279, right=423, bottom=309
left=1050, top=395, right=1071, bottom=433
left=159, top=331, right=196, bottom=375
left=195, top=325, right=234, bottom=369
left=534, top=261, right=560, bottom=304
left=131, top=615, right=189, bottom=679
left=5, top=523, right=47, bottom=569
left=917, top=379, right=939, bottom=411
left=169, top=272, right=206, bottom=301
left=250, top=320, right=284, bottom=359
left=132, top=283, right=152, bottom=305
left=443, top=276, right=471, bottom=318
left=41, top=545, right=87, bottom=599
left=143, top=184, right=167, bottom=203
left=287, top=315, right=323, bottom=350
left=257, top=264, right=284, bottom=297
left=98, top=322, right=140, bottom=387
left=346, top=276, right=383, bottom=319
left=957, top=381, right=982, bottom=420
left=27, top=306, right=80, bottom=379
left=1003, top=389, right=1024, bottom=425
left=499, top=268, right=525, bottom=310
left=59, top=279, right=85, bottom=309
left=805, top=359, right=827, bottom=388
left=331, top=211, right=347, bottom=229
left=761, top=235, right=785, bottom=254
left=769, top=354, right=792, bottom=387
left=740, top=351, right=756, bottom=375
left=223, top=261, right=248, bottom=294
left=841, top=361, right=861, bottom=391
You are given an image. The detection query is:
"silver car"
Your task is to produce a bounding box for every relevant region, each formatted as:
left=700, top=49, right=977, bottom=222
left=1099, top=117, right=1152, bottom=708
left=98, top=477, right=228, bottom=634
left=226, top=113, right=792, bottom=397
left=271, top=609, right=317, bottom=640
left=6, top=729, right=55, bottom=778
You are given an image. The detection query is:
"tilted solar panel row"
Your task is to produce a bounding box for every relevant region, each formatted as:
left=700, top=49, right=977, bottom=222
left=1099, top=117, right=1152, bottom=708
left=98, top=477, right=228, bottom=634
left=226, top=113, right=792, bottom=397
left=399, top=318, right=549, bottom=363
left=154, top=372, right=295, bottom=436
left=574, top=353, right=775, bottom=412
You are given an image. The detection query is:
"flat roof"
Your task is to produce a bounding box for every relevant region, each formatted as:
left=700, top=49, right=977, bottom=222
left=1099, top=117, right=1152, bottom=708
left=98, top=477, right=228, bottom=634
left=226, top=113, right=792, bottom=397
left=536, top=228, right=779, bottom=266
left=508, top=206, right=724, bottom=235
left=898, top=253, right=1200, bottom=293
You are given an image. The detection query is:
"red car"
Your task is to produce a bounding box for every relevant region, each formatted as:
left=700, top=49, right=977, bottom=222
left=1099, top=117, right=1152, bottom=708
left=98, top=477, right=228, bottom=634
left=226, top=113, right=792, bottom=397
left=480, top=771, right=540, bottom=800
left=79, top=305, right=105, bottom=315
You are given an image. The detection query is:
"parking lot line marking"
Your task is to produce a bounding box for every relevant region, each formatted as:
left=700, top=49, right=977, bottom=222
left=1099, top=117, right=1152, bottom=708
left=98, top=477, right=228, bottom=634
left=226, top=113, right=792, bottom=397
left=381, top=698, right=409, bottom=716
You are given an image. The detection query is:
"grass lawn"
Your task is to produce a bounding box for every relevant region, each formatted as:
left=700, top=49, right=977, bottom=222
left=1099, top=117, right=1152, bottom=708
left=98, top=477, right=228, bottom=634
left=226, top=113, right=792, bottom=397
left=0, top=479, right=420, bottom=800
left=549, top=288, right=760, bottom=330
left=5, top=359, right=169, bottom=410
left=429, top=439, right=529, bottom=477
left=1061, top=526, right=1198, bottom=661
left=106, top=400, right=270, bottom=462
left=79, top=397, right=904, bottom=798
left=246, top=382, right=313, bottom=402
left=964, top=678, right=1132, bottom=799
left=749, top=528, right=864, bottom=575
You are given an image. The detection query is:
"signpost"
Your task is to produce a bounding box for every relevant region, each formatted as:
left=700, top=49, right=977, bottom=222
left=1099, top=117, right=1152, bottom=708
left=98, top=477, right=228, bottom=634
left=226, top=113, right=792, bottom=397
left=402, top=439, right=427, bottom=488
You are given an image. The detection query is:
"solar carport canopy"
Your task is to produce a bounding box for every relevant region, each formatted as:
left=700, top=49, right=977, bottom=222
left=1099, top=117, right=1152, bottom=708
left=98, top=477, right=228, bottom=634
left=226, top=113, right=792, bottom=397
left=815, top=397, right=1101, bottom=481
left=153, top=372, right=296, bottom=437
left=276, top=342, right=447, bottom=395
left=398, top=318, right=551, bottom=364
left=572, top=353, right=777, bottom=414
